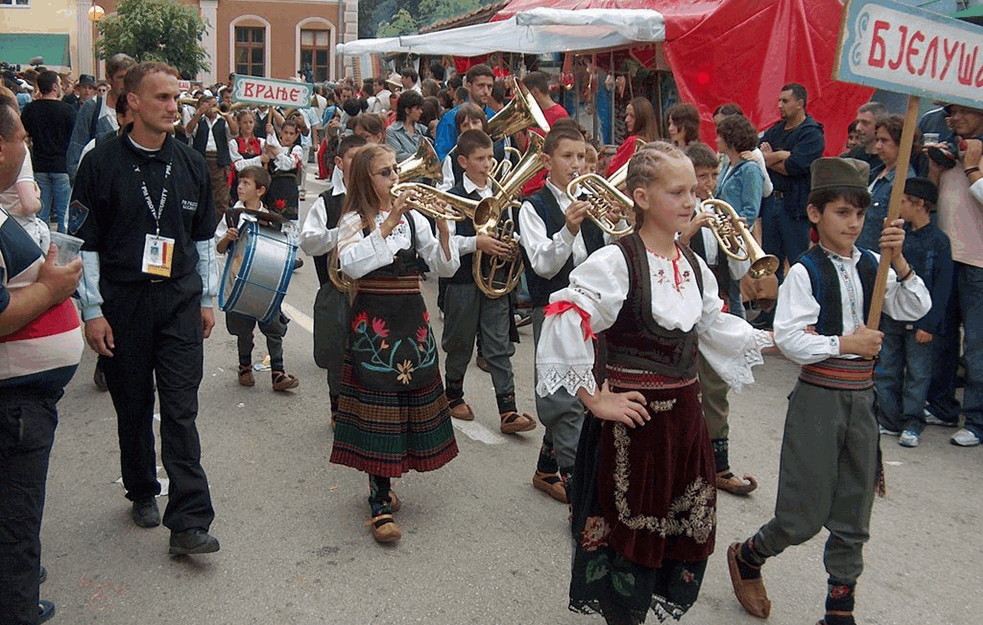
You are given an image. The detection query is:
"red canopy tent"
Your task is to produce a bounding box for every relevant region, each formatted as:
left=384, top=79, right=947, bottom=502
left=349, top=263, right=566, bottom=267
left=493, top=0, right=874, bottom=155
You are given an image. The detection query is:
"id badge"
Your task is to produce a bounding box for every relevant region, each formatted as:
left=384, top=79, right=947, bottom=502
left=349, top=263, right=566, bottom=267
left=142, top=234, right=175, bottom=277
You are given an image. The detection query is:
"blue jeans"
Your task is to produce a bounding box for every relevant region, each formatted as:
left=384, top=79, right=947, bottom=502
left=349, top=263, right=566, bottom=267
left=875, top=323, right=935, bottom=434
left=35, top=172, right=70, bottom=233
left=927, top=262, right=983, bottom=433
left=761, top=195, right=811, bottom=282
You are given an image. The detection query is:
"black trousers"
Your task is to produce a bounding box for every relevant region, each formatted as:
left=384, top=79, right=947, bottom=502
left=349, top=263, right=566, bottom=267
left=99, top=273, right=215, bottom=533
left=0, top=390, right=60, bottom=625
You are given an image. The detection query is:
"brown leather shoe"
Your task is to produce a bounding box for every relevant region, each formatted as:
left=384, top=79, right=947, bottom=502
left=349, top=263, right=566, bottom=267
left=389, top=490, right=401, bottom=512
left=449, top=401, right=474, bottom=421
left=716, top=471, right=758, bottom=495
left=727, top=542, right=771, bottom=618
left=500, top=411, right=537, bottom=434
left=532, top=471, right=568, bottom=503
left=370, top=514, right=401, bottom=544
left=238, top=364, right=255, bottom=387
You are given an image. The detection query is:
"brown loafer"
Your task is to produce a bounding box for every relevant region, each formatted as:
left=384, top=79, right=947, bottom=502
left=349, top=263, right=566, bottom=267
left=272, top=371, right=300, bottom=391
left=727, top=543, right=771, bottom=618
left=532, top=471, right=568, bottom=503
left=238, top=364, right=255, bottom=387
left=369, top=514, right=401, bottom=544
left=716, top=471, right=758, bottom=496
left=500, top=411, right=537, bottom=434
left=449, top=401, right=474, bottom=421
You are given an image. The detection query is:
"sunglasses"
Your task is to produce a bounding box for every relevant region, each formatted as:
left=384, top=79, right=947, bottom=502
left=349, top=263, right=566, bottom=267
left=373, top=166, right=396, bottom=178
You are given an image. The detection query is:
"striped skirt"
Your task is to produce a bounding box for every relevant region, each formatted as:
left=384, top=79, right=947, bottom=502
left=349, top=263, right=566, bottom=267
left=329, top=355, right=459, bottom=477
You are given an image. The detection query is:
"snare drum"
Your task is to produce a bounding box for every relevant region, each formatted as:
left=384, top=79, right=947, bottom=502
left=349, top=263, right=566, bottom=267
left=219, top=220, right=298, bottom=323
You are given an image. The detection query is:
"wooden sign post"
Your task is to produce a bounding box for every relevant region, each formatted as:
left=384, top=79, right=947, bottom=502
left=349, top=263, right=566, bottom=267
left=834, top=0, right=983, bottom=330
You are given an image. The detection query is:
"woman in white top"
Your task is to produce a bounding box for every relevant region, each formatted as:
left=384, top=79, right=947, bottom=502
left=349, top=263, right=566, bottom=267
left=535, top=142, right=772, bottom=624
left=329, top=144, right=461, bottom=545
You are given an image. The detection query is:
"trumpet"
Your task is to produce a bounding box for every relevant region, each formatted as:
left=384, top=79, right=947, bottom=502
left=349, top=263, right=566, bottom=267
left=697, top=198, right=779, bottom=279
left=607, top=137, right=648, bottom=193
left=487, top=81, right=551, bottom=142
left=566, top=174, right=634, bottom=236
left=388, top=182, right=476, bottom=222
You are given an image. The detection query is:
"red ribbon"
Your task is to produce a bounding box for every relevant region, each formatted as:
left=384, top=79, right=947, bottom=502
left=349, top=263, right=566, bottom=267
left=544, top=301, right=597, bottom=342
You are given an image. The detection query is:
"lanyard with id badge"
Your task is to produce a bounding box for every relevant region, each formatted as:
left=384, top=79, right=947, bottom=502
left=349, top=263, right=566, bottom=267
left=138, top=159, right=175, bottom=277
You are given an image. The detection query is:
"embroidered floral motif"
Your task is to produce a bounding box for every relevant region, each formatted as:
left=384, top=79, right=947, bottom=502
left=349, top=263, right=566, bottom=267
left=274, top=198, right=287, bottom=210
left=351, top=311, right=368, bottom=333
left=372, top=317, right=390, bottom=338
left=611, top=424, right=715, bottom=542
left=415, top=325, right=428, bottom=345
left=580, top=516, right=612, bottom=552
left=648, top=399, right=677, bottom=413
left=396, top=360, right=415, bottom=385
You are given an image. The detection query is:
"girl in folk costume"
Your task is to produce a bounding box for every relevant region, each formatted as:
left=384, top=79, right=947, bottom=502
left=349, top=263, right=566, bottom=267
left=228, top=109, right=265, bottom=205
left=329, top=144, right=461, bottom=544
left=264, top=118, right=304, bottom=219
left=535, top=142, right=773, bottom=624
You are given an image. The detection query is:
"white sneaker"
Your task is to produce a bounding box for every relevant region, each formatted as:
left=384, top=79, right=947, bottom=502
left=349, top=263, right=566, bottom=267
left=950, top=428, right=981, bottom=447
left=899, top=430, right=920, bottom=448
left=923, top=409, right=957, bottom=427
left=879, top=425, right=899, bottom=436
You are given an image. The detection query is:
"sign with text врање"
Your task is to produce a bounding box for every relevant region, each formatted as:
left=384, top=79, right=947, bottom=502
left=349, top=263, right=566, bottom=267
left=835, top=0, right=983, bottom=109
left=232, top=75, right=314, bottom=108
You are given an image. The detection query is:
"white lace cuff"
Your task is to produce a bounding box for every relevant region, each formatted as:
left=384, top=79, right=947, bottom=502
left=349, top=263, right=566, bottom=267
left=716, top=331, right=768, bottom=393
left=536, top=363, right=597, bottom=398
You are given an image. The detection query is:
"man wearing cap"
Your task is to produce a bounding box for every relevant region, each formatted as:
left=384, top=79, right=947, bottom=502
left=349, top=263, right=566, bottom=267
left=728, top=158, right=930, bottom=625
left=925, top=104, right=983, bottom=446
left=63, top=75, right=96, bottom=110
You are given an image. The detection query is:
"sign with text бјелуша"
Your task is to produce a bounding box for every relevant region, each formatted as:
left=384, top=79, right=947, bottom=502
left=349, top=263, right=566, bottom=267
left=835, top=0, right=982, bottom=109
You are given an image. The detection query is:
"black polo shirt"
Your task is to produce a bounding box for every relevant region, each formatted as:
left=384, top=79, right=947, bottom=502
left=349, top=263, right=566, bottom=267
left=71, top=131, right=217, bottom=282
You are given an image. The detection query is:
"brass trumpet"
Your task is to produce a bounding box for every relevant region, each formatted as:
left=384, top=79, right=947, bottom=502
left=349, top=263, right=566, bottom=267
left=396, top=140, right=443, bottom=185
left=607, top=137, right=648, bottom=193
left=566, top=174, right=634, bottom=236
left=487, top=81, right=551, bottom=142
left=698, top=198, right=779, bottom=279
left=388, top=182, right=476, bottom=222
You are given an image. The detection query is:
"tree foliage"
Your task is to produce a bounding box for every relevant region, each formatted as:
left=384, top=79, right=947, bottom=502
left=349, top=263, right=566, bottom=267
left=362, top=0, right=493, bottom=38
left=95, top=0, right=209, bottom=79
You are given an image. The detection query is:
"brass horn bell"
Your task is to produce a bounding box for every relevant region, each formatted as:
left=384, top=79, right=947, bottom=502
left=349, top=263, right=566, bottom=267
left=396, top=140, right=443, bottom=185
left=486, top=81, right=551, bottom=143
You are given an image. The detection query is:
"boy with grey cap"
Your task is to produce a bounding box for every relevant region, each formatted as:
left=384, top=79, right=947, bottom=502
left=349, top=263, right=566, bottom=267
left=727, top=158, right=931, bottom=625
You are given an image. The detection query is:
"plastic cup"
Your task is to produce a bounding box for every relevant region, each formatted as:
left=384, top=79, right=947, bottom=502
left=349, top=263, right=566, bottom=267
left=923, top=132, right=940, bottom=145
left=49, top=232, right=83, bottom=265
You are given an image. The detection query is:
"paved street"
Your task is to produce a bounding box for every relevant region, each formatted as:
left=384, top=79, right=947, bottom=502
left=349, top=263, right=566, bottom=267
left=40, top=173, right=983, bottom=625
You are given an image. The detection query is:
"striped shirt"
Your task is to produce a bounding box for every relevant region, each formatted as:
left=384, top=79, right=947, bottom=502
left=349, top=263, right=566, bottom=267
left=0, top=207, right=83, bottom=391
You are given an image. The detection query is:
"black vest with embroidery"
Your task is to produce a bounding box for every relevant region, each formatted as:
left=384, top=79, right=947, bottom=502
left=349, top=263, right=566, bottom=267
left=446, top=183, right=480, bottom=284
left=604, top=233, right=705, bottom=379
left=448, top=144, right=508, bottom=190
left=192, top=117, right=231, bottom=166
left=689, top=231, right=731, bottom=299
left=796, top=245, right=877, bottom=336
left=312, top=190, right=346, bottom=286
left=518, top=187, right=605, bottom=307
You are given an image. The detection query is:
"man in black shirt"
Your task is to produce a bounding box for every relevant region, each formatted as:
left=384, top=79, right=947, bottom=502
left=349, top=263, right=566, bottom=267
left=20, top=70, right=76, bottom=233
left=71, top=61, right=221, bottom=556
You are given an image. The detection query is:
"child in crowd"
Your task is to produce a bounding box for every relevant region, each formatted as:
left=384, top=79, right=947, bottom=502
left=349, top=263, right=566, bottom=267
left=536, top=142, right=772, bottom=623
left=264, top=119, right=304, bottom=220
left=442, top=129, right=536, bottom=433
left=437, top=104, right=494, bottom=192
left=330, top=144, right=461, bottom=544
left=875, top=177, right=952, bottom=447
left=680, top=142, right=758, bottom=495
left=215, top=166, right=300, bottom=392
left=517, top=124, right=603, bottom=504
left=299, top=134, right=367, bottom=420
left=729, top=158, right=931, bottom=625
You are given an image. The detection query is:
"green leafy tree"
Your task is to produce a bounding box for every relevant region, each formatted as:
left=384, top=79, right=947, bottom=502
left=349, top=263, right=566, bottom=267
left=376, top=8, right=419, bottom=37
left=95, top=0, right=209, bottom=79
left=416, top=0, right=483, bottom=26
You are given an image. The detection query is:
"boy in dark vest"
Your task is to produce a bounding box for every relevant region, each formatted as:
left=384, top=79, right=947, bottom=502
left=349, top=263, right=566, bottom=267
left=442, top=129, right=536, bottom=434
left=517, top=125, right=605, bottom=504
left=186, top=95, right=232, bottom=221
left=299, top=133, right=367, bottom=421
left=728, top=158, right=931, bottom=625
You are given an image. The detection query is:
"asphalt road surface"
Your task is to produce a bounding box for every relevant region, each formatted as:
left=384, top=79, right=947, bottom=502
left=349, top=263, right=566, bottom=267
left=40, top=173, right=983, bottom=625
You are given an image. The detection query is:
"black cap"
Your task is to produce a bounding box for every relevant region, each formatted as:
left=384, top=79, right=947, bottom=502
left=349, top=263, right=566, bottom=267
left=904, top=177, right=938, bottom=207
left=78, top=74, right=96, bottom=88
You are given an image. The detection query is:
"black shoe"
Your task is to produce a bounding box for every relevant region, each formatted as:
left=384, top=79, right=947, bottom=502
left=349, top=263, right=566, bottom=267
left=93, top=362, right=108, bottom=392
left=169, top=528, right=220, bottom=555
left=131, top=498, right=161, bottom=528
left=294, top=257, right=304, bottom=271
left=39, top=565, right=47, bottom=585
left=39, top=600, right=55, bottom=624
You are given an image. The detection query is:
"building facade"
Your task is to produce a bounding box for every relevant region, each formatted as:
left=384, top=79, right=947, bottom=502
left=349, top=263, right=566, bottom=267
left=1, top=0, right=354, bottom=83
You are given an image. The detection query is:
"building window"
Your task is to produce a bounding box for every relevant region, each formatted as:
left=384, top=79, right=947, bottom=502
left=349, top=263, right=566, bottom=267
left=300, top=29, right=330, bottom=83
left=234, top=26, right=265, bottom=77
left=1, top=0, right=31, bottom=6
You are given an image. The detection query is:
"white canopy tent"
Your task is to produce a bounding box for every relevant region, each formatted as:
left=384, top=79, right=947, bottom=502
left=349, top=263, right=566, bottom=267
left=335, top=8, right=667, bottom=56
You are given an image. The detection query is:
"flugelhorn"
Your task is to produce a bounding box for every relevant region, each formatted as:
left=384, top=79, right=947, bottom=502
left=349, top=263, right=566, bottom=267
left=698, top=198, right=779, bottom=279
left=388, top=183, right=477, bottom=222
left=607, top=137, right=648, bottom=193
left=328, top=248, right=352, bottom=293
left=487, top=81, right=551, bottom=142
left=566, top=174, right=634, bottom=236
left=396, top=140, right=442, bottom=185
